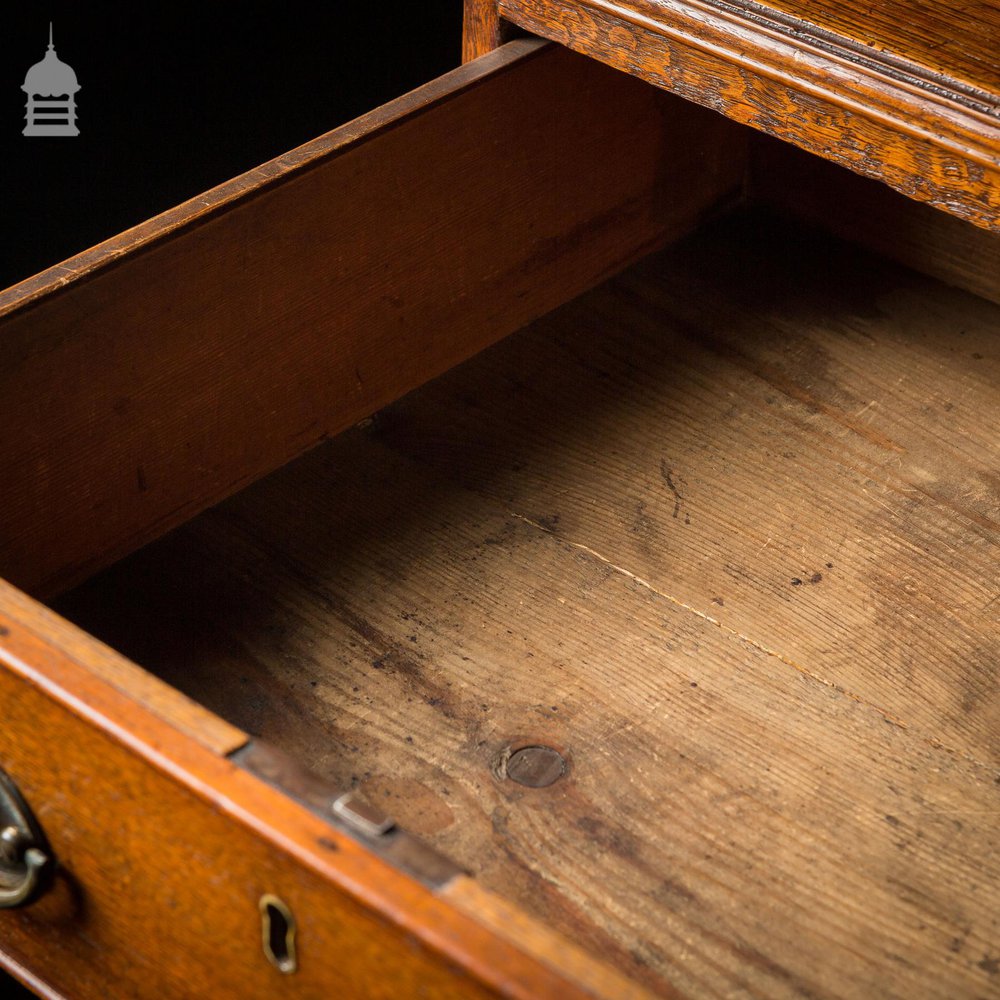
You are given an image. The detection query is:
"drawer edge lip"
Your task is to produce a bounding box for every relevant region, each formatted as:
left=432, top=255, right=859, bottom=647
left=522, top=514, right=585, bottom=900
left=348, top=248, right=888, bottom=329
left=612, top=0, right=1000, bottom=120
left=0, top=37, right=551, bottom=321
left=0, top=950, right=65, bottom=1000
left=0, top=579, right=246, bottom=756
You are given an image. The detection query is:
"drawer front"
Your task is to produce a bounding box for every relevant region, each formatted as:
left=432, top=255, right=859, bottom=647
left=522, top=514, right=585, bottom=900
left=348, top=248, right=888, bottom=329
left=0, top=644, right=477, bottom=997
left=0, top=631, right=482, bottom=998
left=0, top=582, right=649, bottom=999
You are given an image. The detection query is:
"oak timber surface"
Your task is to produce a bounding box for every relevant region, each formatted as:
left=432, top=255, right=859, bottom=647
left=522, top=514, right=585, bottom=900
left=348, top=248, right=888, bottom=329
left=56, top=213, right=1000, bottom=998
left=495, top=0, right=1000, bottom=228
left=656, top=0, right=1000, bottom=98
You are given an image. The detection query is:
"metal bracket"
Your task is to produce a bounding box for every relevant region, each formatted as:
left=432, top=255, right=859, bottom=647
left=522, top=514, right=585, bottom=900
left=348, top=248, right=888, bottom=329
left=230, top=740, right=464, bottom=890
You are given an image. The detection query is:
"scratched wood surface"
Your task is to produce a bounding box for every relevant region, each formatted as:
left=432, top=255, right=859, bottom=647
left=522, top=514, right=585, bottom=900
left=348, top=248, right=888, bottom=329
left=56, top=212, right=1000, bottom=998
left=374, top=208, right=1000, bottom=768
left=489, top=0, right=1000, bottom=229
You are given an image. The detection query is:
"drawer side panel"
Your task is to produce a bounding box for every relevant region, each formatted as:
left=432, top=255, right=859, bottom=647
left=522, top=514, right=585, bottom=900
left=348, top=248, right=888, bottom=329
left=0, top=40, right=745, bottom=599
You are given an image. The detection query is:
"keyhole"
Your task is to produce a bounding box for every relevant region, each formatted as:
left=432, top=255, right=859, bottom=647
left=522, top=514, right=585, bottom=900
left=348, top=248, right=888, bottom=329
left=259, top=894, right=297, bottom=974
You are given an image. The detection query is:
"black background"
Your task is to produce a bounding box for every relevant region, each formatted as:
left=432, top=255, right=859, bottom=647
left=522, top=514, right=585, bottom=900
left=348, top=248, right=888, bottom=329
left=1, top=3, right=464, bottom=290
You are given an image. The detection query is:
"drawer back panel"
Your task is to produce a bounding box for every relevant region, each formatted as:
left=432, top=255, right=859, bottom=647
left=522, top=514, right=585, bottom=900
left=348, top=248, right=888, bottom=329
left=750, top=136, right=1000, bottom=307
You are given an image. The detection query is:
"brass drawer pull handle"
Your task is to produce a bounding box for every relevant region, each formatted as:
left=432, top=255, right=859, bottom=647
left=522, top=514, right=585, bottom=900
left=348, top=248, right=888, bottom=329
left=0, top=767, right=54, bottom=909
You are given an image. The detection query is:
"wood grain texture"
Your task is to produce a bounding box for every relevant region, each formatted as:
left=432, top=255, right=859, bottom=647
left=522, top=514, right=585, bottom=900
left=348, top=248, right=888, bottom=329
left=751, top=135, right=1000, bottom=306
left=57, top=213, right=1000, bottom=998
left=499, top=0, right=1000, bottom=229
left=376, top=208, right=1000, bottom=768
left=0, top=39, right=745, bottom=601
left=445, top=878, right=660, bottom=1000
left=464, top=0, right=507, bottom=60
left=740, top=0, right=1000, bottom=94
left=0, top=591, right=642, bottom=999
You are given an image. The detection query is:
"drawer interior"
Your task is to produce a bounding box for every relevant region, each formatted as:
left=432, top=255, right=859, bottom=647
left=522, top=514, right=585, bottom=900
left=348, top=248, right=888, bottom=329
left=50, top=204, right=999, bottom=997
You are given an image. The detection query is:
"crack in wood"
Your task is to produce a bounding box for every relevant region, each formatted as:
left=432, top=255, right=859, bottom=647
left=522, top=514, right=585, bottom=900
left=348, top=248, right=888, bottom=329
left=506, top=509, right=996, bottom=775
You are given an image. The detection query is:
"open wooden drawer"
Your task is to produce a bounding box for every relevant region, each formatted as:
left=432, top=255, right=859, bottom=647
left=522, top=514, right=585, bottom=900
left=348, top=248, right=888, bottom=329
left=0, top=37, right=997, bottom=1000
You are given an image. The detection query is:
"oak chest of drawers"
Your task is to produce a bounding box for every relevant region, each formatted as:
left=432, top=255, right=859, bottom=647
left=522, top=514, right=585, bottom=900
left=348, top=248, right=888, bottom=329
left=1, top=2, right=997, bottom=997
